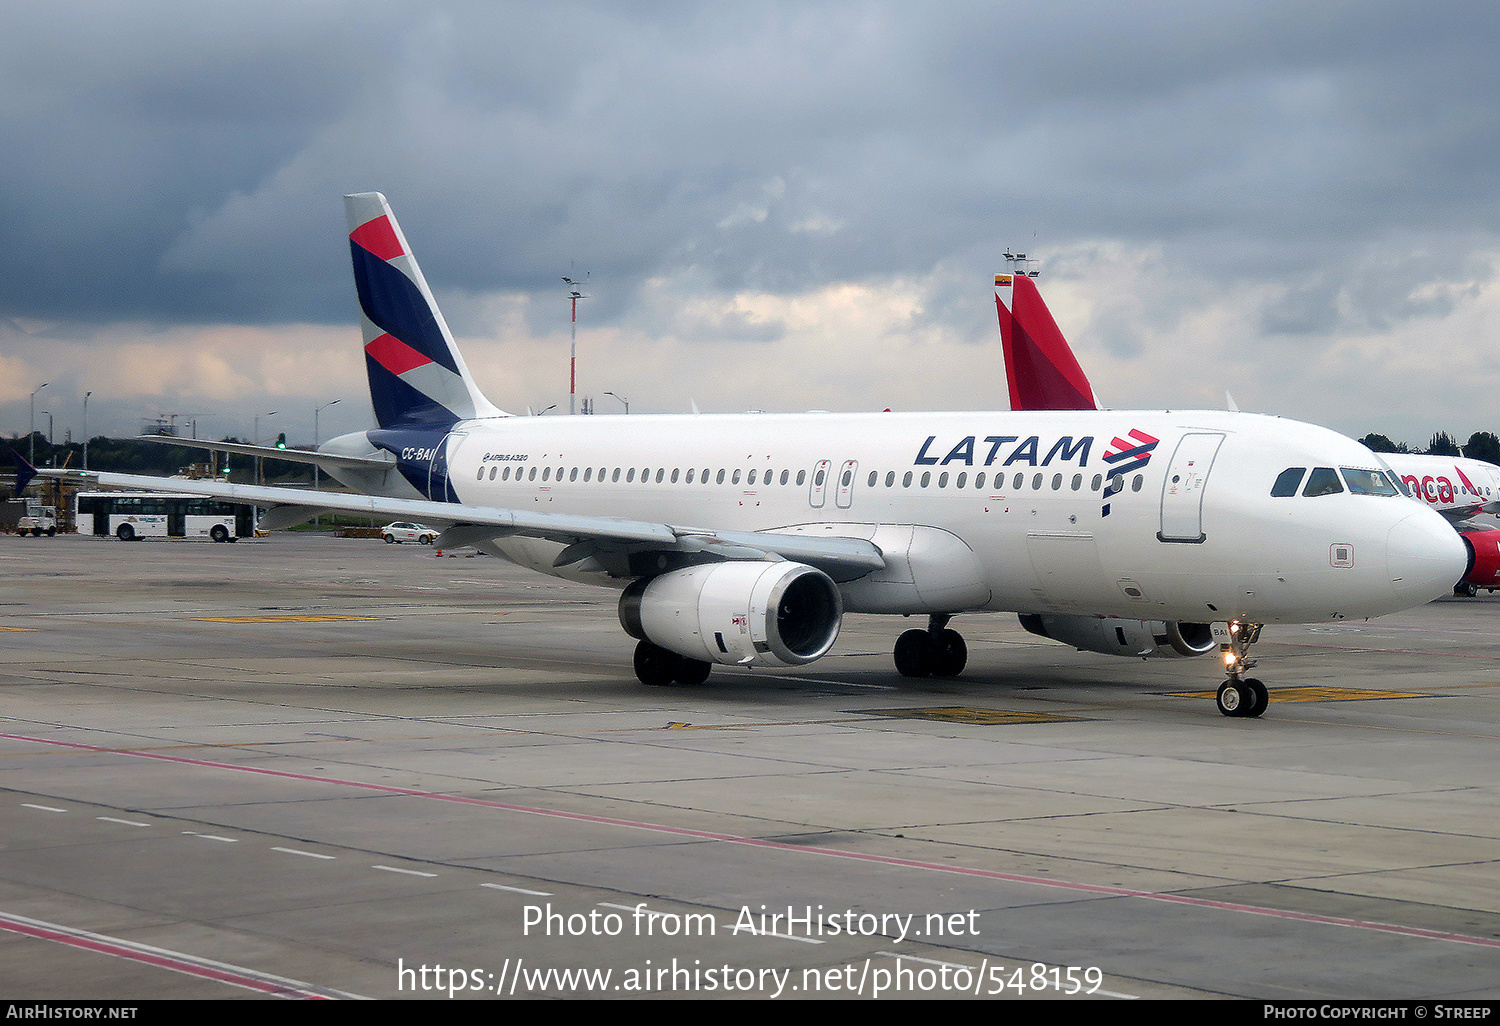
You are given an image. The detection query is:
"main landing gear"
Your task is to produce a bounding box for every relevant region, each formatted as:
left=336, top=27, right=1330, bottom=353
left=893, top=614, right=968, bottom=678
left=1216, top=621, right=1269, bottom=718
left=633, top=640, right=713, bottom=687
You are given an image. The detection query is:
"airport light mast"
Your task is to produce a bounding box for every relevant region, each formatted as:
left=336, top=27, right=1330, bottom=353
left=29, top=382, right=47, bottom=467
left=313, top=398, right=341, bottom=492
left=562, top=275, right=588, bottom=415
left=1002, top=250, right=1040, bottom=278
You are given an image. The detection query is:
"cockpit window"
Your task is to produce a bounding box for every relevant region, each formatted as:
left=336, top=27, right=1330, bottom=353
left=1341, top=468, right=1401, bottom=496
left=1302, top=467, right=1344, bottom=497
left=1371, top=455, right=1413, bottom=496
left=1271, top=468, right=1306, bottom=497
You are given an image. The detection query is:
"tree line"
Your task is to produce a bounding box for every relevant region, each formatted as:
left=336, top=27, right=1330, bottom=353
left=4, top=433, right=312, bottom=484
left=1357, top=431, right=1500, bottom=464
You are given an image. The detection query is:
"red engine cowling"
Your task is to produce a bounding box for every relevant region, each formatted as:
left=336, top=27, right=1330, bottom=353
left=1459, top=529, right=1500, bottom=593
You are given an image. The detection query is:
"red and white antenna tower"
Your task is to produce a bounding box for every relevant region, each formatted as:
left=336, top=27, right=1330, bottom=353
left=562, top=274, right=589, bottom=415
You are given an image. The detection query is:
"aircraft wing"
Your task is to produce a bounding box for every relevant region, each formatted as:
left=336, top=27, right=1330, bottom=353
left=1438, top=506, right=1491, bottom=526
left=133, top=435, right=394, bottom=471
left=41, top=469, right=886, bottom=582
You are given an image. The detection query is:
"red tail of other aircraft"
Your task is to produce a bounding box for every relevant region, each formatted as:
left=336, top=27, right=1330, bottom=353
left=996, top=274, right=1098, bottom=411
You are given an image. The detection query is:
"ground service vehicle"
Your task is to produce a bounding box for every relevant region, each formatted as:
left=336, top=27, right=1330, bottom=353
left=74, top=492, right=253, bottom=542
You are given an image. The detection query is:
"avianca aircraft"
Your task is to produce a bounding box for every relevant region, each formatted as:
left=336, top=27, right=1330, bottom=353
left=1383, top=452, right=1500, bottom=595
left=994, top=273, right=1500, bottom=600
left=24, top=195, right=1467, bottom=720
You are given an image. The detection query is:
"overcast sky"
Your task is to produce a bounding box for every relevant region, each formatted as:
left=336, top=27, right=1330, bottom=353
left=4, top=0, right=1500, bottom=450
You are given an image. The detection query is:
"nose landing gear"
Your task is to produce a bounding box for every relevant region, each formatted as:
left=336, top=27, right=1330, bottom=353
left=1216, top=621, right=1268, bottom=717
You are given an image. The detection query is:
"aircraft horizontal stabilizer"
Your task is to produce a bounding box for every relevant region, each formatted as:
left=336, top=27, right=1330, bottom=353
left=133, top=435, right=393, bottom=471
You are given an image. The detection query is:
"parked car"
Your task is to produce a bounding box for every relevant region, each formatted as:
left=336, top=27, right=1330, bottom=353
left=381, top=522, right=437, bottom=544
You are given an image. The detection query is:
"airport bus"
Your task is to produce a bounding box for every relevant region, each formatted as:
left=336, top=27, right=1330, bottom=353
left=74, top=491, right=255, bottom=542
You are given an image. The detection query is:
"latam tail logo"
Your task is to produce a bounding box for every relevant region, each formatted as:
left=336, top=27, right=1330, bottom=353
left=1101, top=429, right=1159, bottom=517
left=346, top=193, right=487, bottom=430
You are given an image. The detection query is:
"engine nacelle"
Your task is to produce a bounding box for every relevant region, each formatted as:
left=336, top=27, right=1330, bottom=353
left=1460, top=529, right=1500, bottom=591
left=619, top=561, right=843, bottom=668
left=1018, top=613, right=1217, bottom=658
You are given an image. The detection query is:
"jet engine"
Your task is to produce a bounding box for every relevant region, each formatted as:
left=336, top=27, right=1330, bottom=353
left=1458, top=528, right=1500, bottom=594
left=1018, top=613, right=1217, bottom=658
left=619, top=561, right=843, bottom=667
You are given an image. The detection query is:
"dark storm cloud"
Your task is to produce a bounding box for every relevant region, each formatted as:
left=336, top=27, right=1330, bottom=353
left=2, top=0, right=1499, bottom=339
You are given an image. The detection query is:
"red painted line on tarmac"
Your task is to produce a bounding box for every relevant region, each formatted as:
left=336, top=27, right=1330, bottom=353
left=7, top=730, right=1499, bottom=952
left=0, top=910, right=354, bottom=998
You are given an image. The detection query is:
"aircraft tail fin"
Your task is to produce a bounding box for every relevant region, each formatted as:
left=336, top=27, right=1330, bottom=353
left=996, top=274, right=1098, bottom=411
left=9, top=448, right=37, bottom=496
left=344, top=192, right=507, bottom=429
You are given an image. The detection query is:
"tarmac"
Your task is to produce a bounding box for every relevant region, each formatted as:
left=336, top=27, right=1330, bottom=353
left=2, top=532, right=1499, bottom=1000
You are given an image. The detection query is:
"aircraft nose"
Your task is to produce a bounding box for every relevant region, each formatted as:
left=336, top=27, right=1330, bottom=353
left=1387, top=510, right=1468, bottom=603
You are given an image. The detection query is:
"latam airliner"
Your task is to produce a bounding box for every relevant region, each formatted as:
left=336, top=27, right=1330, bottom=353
left=24, top=195, right=1466, bottom=719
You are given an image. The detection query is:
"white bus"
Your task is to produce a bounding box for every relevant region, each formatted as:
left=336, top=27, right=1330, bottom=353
left=74, top=492, right=255, bottom=542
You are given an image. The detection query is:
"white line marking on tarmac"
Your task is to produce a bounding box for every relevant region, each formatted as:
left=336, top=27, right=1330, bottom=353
left=183, top=831, right=238, bottom=842
left=21, top=803, right=66, bottom=813
left=273, top=847, right=336, bottom=860
left=481, top=883, right=553, bottom=896
left=98, top=816, right=150, bottom=827
left=0, top=909, right=367, bottom=999
left=373, top=865, right=438, bottom=877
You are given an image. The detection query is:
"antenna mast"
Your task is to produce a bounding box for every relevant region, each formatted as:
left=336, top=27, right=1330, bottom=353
left=561, top=274, right=589, bottom=415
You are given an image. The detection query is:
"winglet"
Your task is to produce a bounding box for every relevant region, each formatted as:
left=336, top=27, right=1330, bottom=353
left=9, top=448, right=37, bottom=496
left=996, top=275, right=1099, bottom=411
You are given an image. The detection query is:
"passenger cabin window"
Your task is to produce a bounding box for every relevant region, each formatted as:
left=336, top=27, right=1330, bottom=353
left=1302, top=467, right=1344, bottom=497
left=1271, top=468, right=1306, bottom=497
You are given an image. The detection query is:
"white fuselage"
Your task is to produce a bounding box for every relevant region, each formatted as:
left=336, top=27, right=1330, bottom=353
left=327, top=408, right=1465, bottom=627
left=1383, top=452, right=1500, bottom=517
